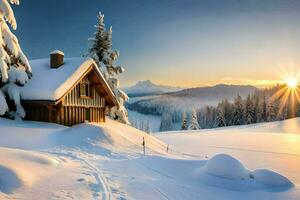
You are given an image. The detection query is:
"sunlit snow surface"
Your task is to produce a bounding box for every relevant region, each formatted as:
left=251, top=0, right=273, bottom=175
left=158, top=118, right=300, bottom=186
left=0, top=117, right=299, bottom=199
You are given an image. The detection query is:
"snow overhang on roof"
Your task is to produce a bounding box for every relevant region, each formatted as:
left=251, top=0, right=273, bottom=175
left=20, top=57, right=118, bottom=107
left=50, top=50, right=64, bottom=56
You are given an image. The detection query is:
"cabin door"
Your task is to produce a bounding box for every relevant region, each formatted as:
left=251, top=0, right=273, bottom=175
left=85, top=108, right=90, bottom=122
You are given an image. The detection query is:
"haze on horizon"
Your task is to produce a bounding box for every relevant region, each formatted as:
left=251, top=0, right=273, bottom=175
left=13, top=0, right=300, bottom=88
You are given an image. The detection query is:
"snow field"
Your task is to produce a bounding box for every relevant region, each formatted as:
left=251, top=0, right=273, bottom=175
left=0, top=117, right=299, bottom=199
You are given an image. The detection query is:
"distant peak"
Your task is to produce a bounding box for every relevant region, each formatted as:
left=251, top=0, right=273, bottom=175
left=136, top=80, right=155, bottom=86
left=124, top=80, right=183, bottom=95
left=139, top=80, right=152, bottom=83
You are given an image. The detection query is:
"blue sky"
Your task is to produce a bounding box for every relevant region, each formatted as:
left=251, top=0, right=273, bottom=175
left=13, top=0, right=300, bottom=87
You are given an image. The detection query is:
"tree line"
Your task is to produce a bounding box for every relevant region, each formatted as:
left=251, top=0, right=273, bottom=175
left=158, top=84, right=300, bottom=131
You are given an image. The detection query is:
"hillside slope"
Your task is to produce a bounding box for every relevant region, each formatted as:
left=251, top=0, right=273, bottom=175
left=0, top=118, right=168, bottom=199
left=0, top=117, right=299, bottom=199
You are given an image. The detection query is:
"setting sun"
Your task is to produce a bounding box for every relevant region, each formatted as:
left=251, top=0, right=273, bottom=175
left=286, top=78, right=298, bottom=89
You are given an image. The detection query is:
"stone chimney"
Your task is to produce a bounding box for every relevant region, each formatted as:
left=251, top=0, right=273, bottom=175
left=50, top=50, right=64, bottom=68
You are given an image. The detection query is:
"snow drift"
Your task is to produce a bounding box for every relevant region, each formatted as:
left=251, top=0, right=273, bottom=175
left=0, top=147, right=59, bottom=193
left=0, top=165, right=21, bottom=194
left=202, top=154, right=293, bottom=189
left=50, top=118, right=168, bottom=155
left=204, top=154, right=249, bottom=180
left=251, top=169, right=293, bottom=187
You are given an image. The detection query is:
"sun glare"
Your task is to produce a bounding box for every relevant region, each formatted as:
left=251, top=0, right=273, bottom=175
left=286, top=78, right=298, bottom=89
left=269, top=68, right=300, bottom=119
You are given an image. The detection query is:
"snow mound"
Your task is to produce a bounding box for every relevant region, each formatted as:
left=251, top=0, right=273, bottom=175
left=0, top=165, right=21, bottom=194
left=95, top=119, right=168, bottom=154
left=52, top=123, right=114, bottom=147
left=0, top=147, right=60, bottom=193
left=251, top=169, right=293, bottom=187
left=51, top=119, right=168, bottom=156
left=202, top=154, right=293, bottom=190
left=204, top=154, right=249, bottom=180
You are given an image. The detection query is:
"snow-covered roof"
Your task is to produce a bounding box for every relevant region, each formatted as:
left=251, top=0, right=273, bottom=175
left=50, top=50, right=64, bottom=55
left=20, top=58, right=116, bottom=104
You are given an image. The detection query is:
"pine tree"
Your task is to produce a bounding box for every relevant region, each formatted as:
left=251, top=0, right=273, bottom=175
left=189, top=109, right=200, bottom=130
left=267, top=100, right=277, bottom=121
left=232, top=95, right=244, bottom=125
left=253, top=93, right=260, bottom=123
left=89, top=12, right=129, bottom=124
left=89, top=12, right=109, bottom=71
left=261, top=95, right=268, bottom=122
left=0, top=0, right=32, bottom=118
left=181, top=111, right=188, bottom=130
left=214, top=109, right=226, bottom=127
left=245, top=94, right=255, bottom=124
left=221, top=99, right=233, bottom=126
left=205, top=106, right=214, bottom=128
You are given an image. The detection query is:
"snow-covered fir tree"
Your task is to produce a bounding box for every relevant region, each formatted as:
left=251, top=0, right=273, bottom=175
left=218, top=99, right=233, bottom=126
left=205, top=106, right=215, bottom=128
left=279, top=105, right=288, bottom=120
left=245, top=94, right=255, bottom=124
left=232, top=95, right=244, bottom=125
left=261, top=95, right=268, bottom=122
left=252, top=93, right=260, bottom=123
left=89, top=12, right=108, bottom=71
left=181, top=111, right=188, bottom=130
left=215, top=109, right=226, bottom=127
left=267, top=100, right=277, bottom=122
left=0, top=0, right=31, bottom=118
left=89, top=12, right=129, bottom=124
left=189, top=109, right=200, bottom=130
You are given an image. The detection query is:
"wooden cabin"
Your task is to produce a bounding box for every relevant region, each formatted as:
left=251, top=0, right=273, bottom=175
left=19, top=50, right=118, bottom=126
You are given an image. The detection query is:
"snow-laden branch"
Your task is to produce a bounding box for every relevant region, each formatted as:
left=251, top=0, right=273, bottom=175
left=0, top=0, right=31, bottom=118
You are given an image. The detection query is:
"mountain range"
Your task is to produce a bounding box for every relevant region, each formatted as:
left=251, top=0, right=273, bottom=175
left=127, top=82, right=258, bottom=114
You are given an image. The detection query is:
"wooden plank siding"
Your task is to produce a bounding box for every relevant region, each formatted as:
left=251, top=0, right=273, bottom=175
left=23, top=75, right=106, bottom=126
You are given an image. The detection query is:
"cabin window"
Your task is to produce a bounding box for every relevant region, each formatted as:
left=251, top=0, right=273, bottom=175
left=80, top=79, right=91, bottom=98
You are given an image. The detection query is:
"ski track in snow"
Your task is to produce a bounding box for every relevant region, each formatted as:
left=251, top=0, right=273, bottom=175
left=136, top=160, right=174, bottom=180
left=150, top=185, right=170, bottom=200
left=80, top=156, right=112, bottom=200
left=45, top=150, right=112, bottom=200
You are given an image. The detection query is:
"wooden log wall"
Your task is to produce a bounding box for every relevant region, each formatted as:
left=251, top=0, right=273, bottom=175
left=23, top=77, right=107, bottom=126
left=62, top=80, right=105, bottom=108
left=55, top=106, right=105, bottom=126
